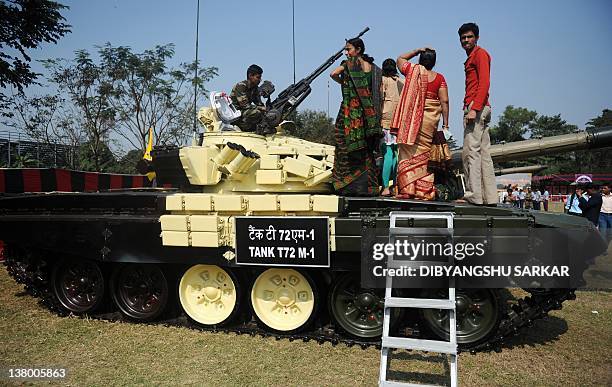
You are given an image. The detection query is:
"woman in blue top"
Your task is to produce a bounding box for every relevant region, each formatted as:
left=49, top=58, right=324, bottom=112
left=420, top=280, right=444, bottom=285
left=564, top=187, right=583, bottom=216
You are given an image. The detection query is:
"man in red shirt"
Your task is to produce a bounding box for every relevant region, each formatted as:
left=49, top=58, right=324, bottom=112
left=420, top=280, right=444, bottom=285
left=458, top=23, right=497, bottom=205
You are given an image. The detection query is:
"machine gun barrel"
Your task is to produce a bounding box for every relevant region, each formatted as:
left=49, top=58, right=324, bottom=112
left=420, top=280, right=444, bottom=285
left=271, top=27, right=370, bottom=118
left=450, top=126, right=612, bottom=166
left=301, top=27, right=370, bottom=85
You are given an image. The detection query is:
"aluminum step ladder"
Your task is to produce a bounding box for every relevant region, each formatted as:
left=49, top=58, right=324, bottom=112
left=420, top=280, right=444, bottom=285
left=379, top=212, right=457, bottom=387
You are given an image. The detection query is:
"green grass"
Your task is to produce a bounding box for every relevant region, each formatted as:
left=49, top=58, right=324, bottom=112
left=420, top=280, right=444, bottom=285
left=0, top=266, right=610, bottom=386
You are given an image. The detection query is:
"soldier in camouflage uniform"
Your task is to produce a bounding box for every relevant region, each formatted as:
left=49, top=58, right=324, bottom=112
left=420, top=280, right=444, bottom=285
left=230, top=64, right=266, bottom=132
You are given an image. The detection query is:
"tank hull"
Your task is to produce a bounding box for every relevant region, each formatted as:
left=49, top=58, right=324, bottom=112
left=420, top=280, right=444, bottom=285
left=0, top=190, right=606, bottom=351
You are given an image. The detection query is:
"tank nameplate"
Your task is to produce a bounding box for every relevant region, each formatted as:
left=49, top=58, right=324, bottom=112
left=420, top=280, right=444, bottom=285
left=234, top=216, right=330, bottom=267
left=260, top=155, right=281, bottom=169
left=256, top=170, right=286, bottom=185
left=246, top=195, right=279, bottom=211
left=279, top=194, right=311, bottom=211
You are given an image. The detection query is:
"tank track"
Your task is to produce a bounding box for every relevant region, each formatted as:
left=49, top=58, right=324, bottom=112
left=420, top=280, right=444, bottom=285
left=3, top=253, right=575, bottom=353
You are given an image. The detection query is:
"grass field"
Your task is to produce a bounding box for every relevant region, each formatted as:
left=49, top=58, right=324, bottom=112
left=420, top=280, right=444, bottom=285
left=0, top=266, right=610, bottom=386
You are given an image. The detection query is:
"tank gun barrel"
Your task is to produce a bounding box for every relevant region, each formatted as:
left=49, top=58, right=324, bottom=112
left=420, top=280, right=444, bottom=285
left=494, top=165, right=547, bottom=176
left=451, top=126, right=612, bottom=166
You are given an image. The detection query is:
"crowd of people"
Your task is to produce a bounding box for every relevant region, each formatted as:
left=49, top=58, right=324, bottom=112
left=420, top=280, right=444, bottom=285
left=564, top=183, right=611, bottom=242
left=328, top=22, right=495, bottom=204
left=502, top=186, right=550, bottom=210
left=227, top=22, right=611, bottom=239
left=229, top=22, right=495, bottom=205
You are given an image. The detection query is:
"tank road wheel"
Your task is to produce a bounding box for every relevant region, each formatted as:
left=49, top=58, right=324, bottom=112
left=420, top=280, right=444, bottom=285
left=110, top=264, right=169, bottom=322
left=329, top=273, right=386, bottom=338
left=421, top=289, right=501, bottom=346
left=250, top=269, right=317, bottom=333
left=179, top=265, right=240, bottom=326
left=52, top=259, right=105, bottom=314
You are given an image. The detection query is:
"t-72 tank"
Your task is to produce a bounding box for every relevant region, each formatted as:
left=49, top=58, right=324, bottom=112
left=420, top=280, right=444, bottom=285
left=1, top=28, right=610, bottom=351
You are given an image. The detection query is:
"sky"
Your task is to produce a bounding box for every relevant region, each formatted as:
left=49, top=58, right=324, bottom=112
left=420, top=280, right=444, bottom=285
left=18, top=0, right=612, bottom=145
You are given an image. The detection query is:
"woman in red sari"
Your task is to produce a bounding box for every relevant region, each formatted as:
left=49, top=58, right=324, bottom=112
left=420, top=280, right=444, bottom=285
left=391, top=48, right=450, bottom=200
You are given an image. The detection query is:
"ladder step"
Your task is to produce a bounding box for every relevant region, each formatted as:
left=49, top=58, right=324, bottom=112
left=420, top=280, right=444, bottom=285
left=382, top=337, right=457, bottom=354
left=381, top=381, right=444, bottom=387
left=385, top=297, right=455, bottom=309
left=389, top=228, right=453, bottom=236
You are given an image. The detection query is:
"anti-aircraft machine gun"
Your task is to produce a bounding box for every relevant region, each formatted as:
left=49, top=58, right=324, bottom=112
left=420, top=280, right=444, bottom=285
left=255, top=27, right=369, bottom=134
left=198, top=27, right=369, bottom=136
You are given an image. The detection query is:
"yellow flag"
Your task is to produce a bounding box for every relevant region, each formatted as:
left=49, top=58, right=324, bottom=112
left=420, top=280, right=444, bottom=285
left=143, top=127, right=154, bottom=161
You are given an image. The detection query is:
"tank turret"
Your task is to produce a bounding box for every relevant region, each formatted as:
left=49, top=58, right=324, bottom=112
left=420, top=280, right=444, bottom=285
left=152, top=29, right=373, bottom=194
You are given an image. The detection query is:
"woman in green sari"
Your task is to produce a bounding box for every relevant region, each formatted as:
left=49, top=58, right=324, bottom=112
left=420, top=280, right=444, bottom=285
left=330, top=38, right=383, bottom=196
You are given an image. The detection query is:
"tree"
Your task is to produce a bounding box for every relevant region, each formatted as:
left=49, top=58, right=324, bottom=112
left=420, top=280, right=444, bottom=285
left=489, top=105, right=537, bottom=144
left=288, top=110, right=336, bottom=145
left=76, top=140, right=117, bottom=172
left=578, top=109, right=612, bottom=173
left=1, top=91, right=83, bottom=168
left=0, top=0, right=70, bottom=115
left=98, top=43, right=217, bottom=151
left=42, top=50, right=117, bottom=171
left=586, top=108, right=612, bottom=128
left=115, top=149, right=143, bottom=174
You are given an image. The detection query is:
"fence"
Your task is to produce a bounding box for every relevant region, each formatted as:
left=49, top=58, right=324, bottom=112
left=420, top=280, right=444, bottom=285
left=0, top=131, right=77, bottom=168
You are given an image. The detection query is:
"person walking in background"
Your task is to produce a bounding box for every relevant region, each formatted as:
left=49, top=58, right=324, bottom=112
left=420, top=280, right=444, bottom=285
left=380, top=58, right=404, bottom=196
left=533, top=188, right=542, bottom=210
left=511, top=187, right=520, bottom=207
left=578, top=184, right=603, bottom=226
left=565, top=187, right=583, bottom=216
left=543, top=189, right=550, bottom=211
left=599, top=184, right=611, bottom=243
left=456, top=22, right=496, bottom=205
left=525, top=187, right=533, bottom=209
left=518, top=188, right=526, bottom=209
left=391, top=47, right=451, bottom=200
